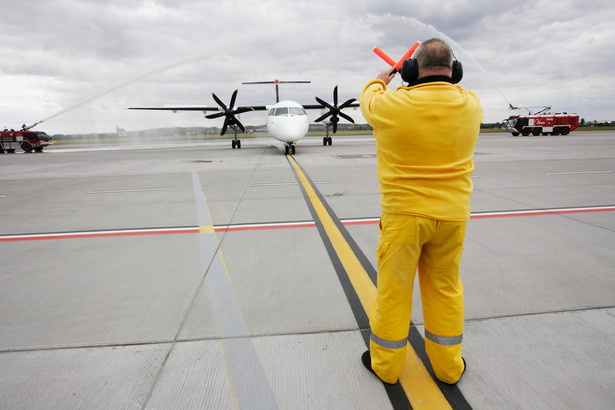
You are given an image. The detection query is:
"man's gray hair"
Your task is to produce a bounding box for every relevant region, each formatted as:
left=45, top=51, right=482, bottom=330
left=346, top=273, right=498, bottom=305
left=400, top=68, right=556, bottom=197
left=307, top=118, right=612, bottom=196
left=414, top=38, right=453, bottom=69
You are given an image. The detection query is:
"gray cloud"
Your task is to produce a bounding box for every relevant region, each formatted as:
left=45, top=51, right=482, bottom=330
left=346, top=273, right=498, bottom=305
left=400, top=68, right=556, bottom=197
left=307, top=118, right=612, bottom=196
left=1, top=0, right=614, bottom=133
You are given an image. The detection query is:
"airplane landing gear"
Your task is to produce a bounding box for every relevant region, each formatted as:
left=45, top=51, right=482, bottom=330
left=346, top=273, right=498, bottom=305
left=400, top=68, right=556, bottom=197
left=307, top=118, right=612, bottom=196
left=285, top=143, right=296, bottom=155
left=322, top=123, right=333, bottom=146
left=231, top=126, right=241, bottom=149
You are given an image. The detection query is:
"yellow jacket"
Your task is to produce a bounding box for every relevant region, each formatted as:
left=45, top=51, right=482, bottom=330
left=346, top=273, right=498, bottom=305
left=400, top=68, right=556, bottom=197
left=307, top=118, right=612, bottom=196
left=360, top=79, right=483, bottom=221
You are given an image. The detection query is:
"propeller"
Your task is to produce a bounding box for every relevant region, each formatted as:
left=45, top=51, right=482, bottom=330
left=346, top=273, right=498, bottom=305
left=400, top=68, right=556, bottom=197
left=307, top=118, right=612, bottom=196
left=205, top=89, right=253, bottom=135
left=314, top=85, right=356, bottom=134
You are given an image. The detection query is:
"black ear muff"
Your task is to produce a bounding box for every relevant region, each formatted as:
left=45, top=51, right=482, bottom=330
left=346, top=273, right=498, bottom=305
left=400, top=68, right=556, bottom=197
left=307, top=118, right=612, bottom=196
left=400, top=58, right=419, bottom=83
left=451, top=60, right=463, bottom=84
left=400, top=58, right=464, bottom=84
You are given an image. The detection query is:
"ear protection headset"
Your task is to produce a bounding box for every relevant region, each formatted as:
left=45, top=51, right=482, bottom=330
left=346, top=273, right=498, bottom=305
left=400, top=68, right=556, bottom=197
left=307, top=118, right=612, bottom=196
left=400, top=57, right=463, bottom=84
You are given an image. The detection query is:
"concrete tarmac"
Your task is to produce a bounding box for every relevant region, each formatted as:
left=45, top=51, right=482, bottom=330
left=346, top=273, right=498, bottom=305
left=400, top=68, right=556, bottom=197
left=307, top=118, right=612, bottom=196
left=1, top=131, right=614, bottom=409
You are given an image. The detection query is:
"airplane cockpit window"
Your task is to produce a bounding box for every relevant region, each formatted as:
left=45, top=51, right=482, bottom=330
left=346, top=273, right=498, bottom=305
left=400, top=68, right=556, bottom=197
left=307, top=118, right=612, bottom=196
left=289, top=107, right=306, bottom=115
left=271, top=106, right=308, bottom=116
left=274, top=107, right=306, bottom=116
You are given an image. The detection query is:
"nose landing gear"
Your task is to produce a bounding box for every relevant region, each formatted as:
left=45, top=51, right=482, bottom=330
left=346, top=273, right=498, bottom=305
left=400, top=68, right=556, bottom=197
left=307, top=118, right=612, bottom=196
left=230, top=126, right=242, bottom=149
left=284, top=143, right=296, bottom=155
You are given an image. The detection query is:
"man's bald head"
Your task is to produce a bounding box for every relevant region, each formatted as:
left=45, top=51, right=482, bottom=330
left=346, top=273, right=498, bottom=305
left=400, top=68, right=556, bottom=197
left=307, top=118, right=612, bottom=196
left=413, top=38, right=454, bottom=78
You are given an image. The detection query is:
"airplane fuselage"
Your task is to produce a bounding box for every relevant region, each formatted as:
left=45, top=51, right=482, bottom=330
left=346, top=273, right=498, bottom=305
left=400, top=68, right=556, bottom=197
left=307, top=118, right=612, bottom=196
left=265, top=100, right=310, bottom=144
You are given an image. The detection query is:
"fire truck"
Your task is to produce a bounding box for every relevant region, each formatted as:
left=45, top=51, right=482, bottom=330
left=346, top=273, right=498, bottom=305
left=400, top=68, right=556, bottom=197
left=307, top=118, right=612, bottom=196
left=0, top=128, right=52, bottom=153
left=502, top=105, right=580, bottom=136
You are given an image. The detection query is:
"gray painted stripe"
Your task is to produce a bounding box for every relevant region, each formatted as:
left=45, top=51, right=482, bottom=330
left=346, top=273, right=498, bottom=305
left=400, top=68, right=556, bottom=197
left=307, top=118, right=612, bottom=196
left=546, top=170, right=612, bottom=175
left=371, top=332, right=408, bottom=350
left=85, top=188, right=171, bottom=194
left=425, top=329, right=463, bottom=346
left=191, top=172, right=278, bottom=409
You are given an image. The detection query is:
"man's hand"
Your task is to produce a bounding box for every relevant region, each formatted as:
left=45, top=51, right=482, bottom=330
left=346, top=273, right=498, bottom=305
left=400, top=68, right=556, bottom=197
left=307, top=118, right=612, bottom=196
left=377, top=69, right=396, bottom=85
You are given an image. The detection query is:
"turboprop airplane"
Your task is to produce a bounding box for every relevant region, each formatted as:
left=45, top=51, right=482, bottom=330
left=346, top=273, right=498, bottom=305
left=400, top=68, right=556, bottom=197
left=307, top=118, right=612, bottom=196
left=129, top=80, right=358, bottom=154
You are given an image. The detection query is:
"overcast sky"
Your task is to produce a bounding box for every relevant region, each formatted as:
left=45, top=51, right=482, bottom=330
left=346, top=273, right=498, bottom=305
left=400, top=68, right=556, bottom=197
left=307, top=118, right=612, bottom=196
left=2, top=0, right=614, bottom=134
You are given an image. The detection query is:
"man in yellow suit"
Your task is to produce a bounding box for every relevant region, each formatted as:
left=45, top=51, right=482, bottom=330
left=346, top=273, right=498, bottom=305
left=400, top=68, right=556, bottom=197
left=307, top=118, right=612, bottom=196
left=359, top=38, right=483, bottom=385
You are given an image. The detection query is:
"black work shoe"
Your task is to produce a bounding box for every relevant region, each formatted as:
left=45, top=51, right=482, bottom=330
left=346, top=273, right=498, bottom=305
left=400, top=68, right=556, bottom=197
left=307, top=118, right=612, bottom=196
left=361, top=350, right=397, bottom=385
left=442, top=357, right=467, bottom=385
left=460, top=357, right=467, bottom=380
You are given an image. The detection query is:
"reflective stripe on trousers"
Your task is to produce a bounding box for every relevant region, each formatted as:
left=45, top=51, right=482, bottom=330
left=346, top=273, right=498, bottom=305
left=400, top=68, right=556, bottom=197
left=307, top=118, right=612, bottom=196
left=424, top=329, right=463, bottom=346
left=371, top=332, right=407, bottom=350
left=372, top=330, right=463, bottom=350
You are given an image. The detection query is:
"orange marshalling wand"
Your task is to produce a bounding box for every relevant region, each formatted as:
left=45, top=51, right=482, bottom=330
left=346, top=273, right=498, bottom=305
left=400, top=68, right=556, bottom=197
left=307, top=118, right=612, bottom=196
left=372, top=41, right=421, bottom=73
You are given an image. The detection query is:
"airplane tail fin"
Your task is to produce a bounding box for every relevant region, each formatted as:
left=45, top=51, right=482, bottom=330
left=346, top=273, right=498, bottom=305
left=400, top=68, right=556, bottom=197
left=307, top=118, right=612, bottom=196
left=243, top=80, right=311, bottom=103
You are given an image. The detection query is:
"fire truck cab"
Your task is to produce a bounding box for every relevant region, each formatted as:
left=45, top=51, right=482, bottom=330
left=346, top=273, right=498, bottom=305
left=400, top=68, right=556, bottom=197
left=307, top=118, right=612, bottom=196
left=503, top=113, right=580, bottom=136
left=0, top=129, right=52, bottom=153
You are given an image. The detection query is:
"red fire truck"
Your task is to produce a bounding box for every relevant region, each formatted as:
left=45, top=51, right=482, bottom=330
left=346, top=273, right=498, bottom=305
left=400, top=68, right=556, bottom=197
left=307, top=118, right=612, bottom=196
left=502, top=113, right=580, bottom=136
left=0, top=129, right=53, bottom=153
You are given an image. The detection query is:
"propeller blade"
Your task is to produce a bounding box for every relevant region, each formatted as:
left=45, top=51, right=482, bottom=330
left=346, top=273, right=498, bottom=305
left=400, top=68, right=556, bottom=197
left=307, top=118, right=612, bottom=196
left=315, top=112, right=332, bottom=122
left=212, top=93, right=227, bottom=110
left=206, top=90, right=254, bottom=135
left=315, top=96, right=333, bottom=109
left=229, top=89, right=238, bottom=110
left=339, top=112, right=355, bottom=123
left=339, top=97, right=356, bottom=109
left=332, top=121, right=338, bottom=134
left=333, top=85, right=338, bottom=106
left=236, top=119, right=246, bottom=133
left=205, top=111, right=225, bottom=119
left=235, top=107, right=254, bottom=115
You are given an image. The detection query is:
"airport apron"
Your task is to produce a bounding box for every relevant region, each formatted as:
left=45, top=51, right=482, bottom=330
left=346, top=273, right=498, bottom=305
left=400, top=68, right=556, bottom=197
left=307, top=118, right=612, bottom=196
left=370, top=213, right=466, bottom=384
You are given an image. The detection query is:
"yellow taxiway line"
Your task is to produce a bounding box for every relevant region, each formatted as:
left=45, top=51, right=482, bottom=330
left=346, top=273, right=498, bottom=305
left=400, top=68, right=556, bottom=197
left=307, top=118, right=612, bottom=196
left=287, top=155, right=452, bottom=409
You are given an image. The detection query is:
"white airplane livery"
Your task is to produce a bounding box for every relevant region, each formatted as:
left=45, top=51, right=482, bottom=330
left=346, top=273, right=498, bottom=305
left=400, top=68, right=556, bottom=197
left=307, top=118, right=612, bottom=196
left=129, top=79, right=358, bottom=155
left=266, top=101, right=309, bottom=152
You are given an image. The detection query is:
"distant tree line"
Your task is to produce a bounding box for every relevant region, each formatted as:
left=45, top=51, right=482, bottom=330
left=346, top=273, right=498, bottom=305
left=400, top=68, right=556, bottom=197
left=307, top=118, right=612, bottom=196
left=52, top=126, right=221, bottom=140
left=581, top=119, right=615, bottom=127
left=52, top=124, right=373, bottom=140
left=480, top=123, right=503, bottom=129
left=51, top=119, right=615, bottom=140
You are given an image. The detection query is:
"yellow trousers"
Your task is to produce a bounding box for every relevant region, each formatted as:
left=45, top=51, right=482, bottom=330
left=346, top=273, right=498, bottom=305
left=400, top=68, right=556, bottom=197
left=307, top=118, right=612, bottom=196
left=370, top=213, right=466, bottom=384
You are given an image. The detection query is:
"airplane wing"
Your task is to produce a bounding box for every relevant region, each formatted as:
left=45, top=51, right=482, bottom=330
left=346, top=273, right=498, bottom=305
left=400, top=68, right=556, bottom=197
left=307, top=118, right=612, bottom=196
left=301, top=102, right=359, bottom=110
left=128, top=89, right=268, bottom=136
left=128, top=88, right=267, bottom=115
left=127, top=105, right=268, bottom=112
left=127, top=104, right=267, bottom=136
left=128, top=105, right=219, bottom=112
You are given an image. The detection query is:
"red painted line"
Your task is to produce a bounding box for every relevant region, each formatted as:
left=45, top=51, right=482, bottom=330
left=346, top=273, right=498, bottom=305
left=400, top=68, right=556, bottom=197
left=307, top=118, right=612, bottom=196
left=341, top=219, right=380, bottom=226
left=214, top=222, right=316, bottom=232
left=471, top=212, right=551, bottom=219
left=1, top=206, right=613, bottom=242
left=340, top=206, right=615, bottom=224
left=554, top=208, right=615, bottom=215
left=0, top=228, right=200, bottom=242
left=470, top=206, right=615, bottom=219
